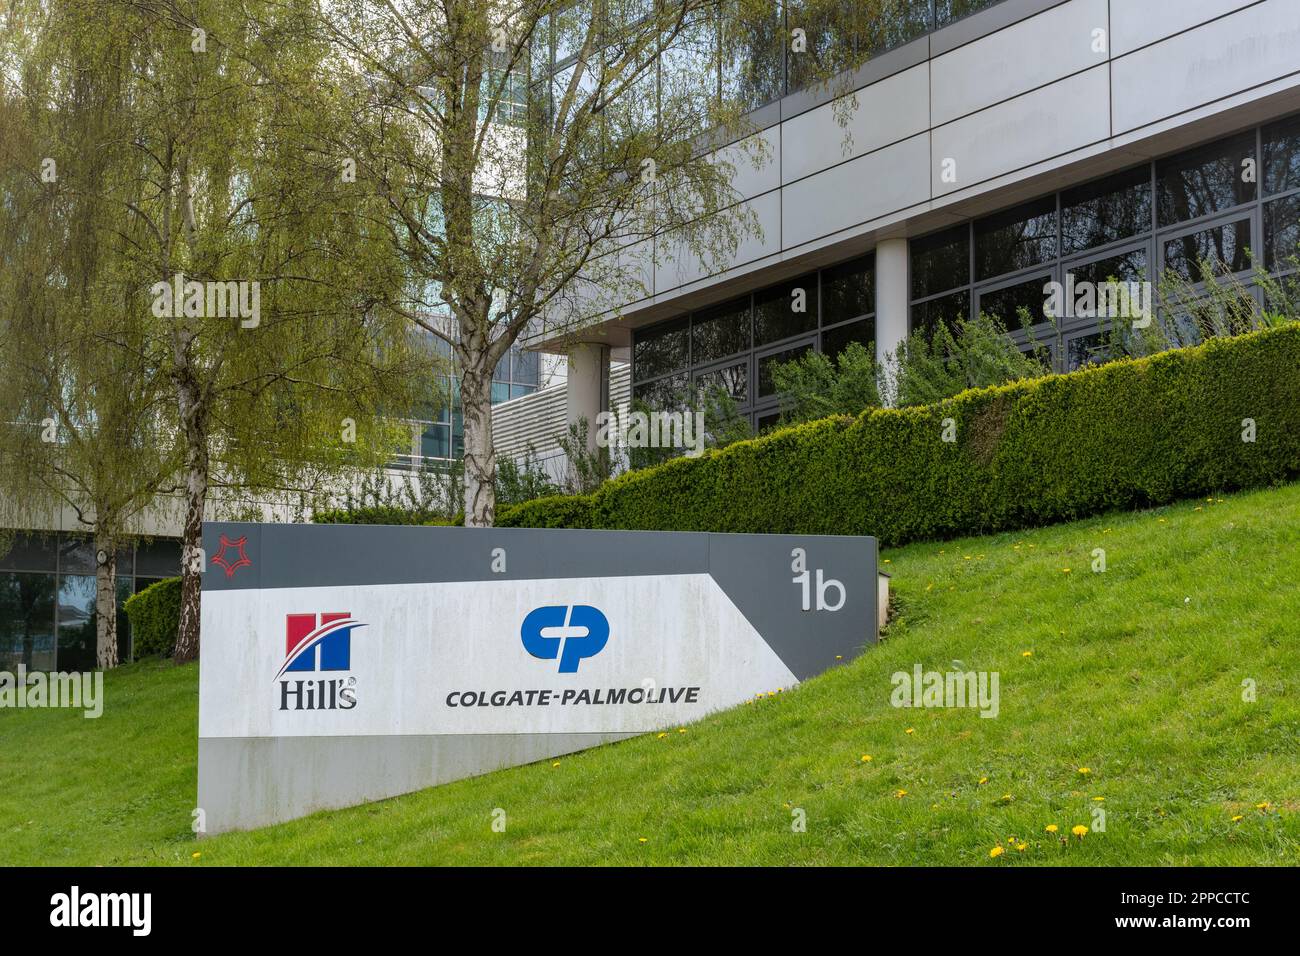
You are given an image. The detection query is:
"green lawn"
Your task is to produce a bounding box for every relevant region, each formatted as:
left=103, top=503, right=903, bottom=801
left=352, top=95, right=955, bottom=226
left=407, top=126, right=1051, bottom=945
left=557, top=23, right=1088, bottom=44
left=3, top=482, right=1299, bottom=866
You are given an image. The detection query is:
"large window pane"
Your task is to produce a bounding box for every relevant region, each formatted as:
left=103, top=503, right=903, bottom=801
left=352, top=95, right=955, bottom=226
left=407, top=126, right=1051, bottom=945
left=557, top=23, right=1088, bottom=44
left=694, top=360, right=749, bottom=404
left=862, top=0, right=932, bottom=53
left=758, top=343, right=812, bottom=397
left=512, top=348, right=540, bottom=386
left=1061, top=166, right=1152, bottom=254
left=633, top=372, right=689, bottom=411
left=937, top=0, right=1002, bottom=27
left=1263, top=113, right=1300, bottom=196
left=1157, top=131, right=1256, bottom=226
left=659, top=7, right=716, bottom=140
left=633, top=317, right=688, bottom=380
left=821, top=317, right=875, bottom=360
left=754, top=272, right=818, bottom=346
left=0, top=571, right=56, bottom=672
left=692, top=297, right=750, bottom=363
left=1162, top=217, right=1254, bottom=281
left=821, top=254, right=874, bottom=324
left=975, top=196, right=1058, bottom=281
left=56, top=574, right=97, bottom=672
left=911, top=290, right=970, bottom=337
left=784, top=1, right=849, bottom=93
left=978, top=274, right=1053, bottom=329
left=911, top=225, right=970, bottom=299
left=1068, top=248, right=1149, bottom=288
left=1264, top=194, right=1300, bottom=272
left=721, top=0, right=783, bottom=112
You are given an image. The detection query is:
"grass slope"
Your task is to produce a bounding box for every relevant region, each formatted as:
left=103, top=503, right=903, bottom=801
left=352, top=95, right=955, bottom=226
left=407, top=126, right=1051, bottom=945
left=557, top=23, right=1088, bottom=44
left=3, top=483, right=1299, bottom=866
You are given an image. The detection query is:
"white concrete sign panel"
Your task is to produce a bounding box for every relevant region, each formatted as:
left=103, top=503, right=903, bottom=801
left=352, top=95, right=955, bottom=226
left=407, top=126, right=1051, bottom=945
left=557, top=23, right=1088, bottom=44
left=197, top=524, right=877, bottom=833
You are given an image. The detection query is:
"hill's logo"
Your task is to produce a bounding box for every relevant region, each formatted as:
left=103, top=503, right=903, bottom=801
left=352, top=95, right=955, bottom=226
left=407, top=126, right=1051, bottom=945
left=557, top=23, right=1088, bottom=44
left=276, top=612, right=365, bottom=711
left=521, top=605, right=609, bottom=673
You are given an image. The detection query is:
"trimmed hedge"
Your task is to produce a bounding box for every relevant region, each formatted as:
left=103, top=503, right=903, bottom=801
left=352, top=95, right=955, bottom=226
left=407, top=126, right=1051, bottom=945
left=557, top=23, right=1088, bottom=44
left=123, top=577, right=182, bottom=658
left=499, top=325, right=1300, bottom=544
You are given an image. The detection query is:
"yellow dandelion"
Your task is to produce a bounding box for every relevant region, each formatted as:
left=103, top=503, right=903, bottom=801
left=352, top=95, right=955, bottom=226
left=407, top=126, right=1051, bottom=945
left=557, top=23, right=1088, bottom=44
left=1077, top=767, right=1091, bottom=775
left=1045, top=824, right=1058, bottom=833
left=1072, top=825, right=1088, bottom=838
left=883, top=559, right=891, bottom=564
left=638, top=837, right=648, bottom=844
left=894, top=789, right=907, bottom=798
left=1021, top=650, right=1033, bottom=657
left=861, top=754, right=873, bottom=762
left=1092, top=796, right=1105, bottom=802
left=1016, top=843, right=1028, bottom=852
left=1257, top=802, right=1271, bottom=811
left=905, top=727, right=915, bottom=735
left=551, top=761, right=561, bottom=768
left=1231, top=815, right=1244, bottom=823
left=678, top=728, right=687, bottom=734
left=989, top=846, right=1004, bottom=858
left=978, top=777, right=988, bottom=785
left=656, top=732, right=668, bottom=739
left=1061, top=567, right=1072, bottom=573
left=191, top=852, right=202, bottom=859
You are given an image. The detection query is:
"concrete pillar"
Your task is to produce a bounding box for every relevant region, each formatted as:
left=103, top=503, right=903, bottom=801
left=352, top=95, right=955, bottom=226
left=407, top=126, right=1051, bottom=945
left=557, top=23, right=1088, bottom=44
left=875, top=237, right=909, bottom=363
left=874, top=237, right=910, bottom=405
left=566, top=342, right=610, bottom=453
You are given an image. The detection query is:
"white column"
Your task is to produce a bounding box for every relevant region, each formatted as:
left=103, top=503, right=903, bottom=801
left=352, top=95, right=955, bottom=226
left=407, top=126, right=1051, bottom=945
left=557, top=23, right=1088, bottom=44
left=565, top=342, right=610, bottom=453
left=874, top=237, right=910, bottom=405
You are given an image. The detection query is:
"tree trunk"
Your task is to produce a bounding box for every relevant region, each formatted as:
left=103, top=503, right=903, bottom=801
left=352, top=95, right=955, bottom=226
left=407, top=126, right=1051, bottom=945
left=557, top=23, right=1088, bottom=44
left=172, top=379, right=208, bottom=663
left=94, top=534, right=118, bottom=669
left=460, top=355, right=496, bottom=527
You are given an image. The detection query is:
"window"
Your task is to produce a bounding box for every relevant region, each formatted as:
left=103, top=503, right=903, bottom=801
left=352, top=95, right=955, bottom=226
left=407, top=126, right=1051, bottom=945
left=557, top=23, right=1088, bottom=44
left=975, top=196, right=1058, bottom=282
left=1264, top=194, right=1300, bottom=272
left=633, top=317, right=688, bottom=379
left=1061, top=166, right=1152, bottom=254
left=911, top=225, right=970, bottom=300
left=1162, top=217, right=1253, bottom=281
left=912, top=290, right=970, bottom=338
left=821, top=317, right=874, bottom=360
left=0, top=571, right=56, bottom=672
left=821, top=255, right=874, bottom=324
left=753, top=273, right=818, bottom=346
left=1157, top=131, right=1256, bottom=226
left=693, top=360, right=749, bottom=403
left=978, top=274, right=1052, bottom=330
left=692, top=297, right=750, bottom=363
left=1263, top=114, right=1300, bottom=195
left=758, top=343, right=812, bottom=397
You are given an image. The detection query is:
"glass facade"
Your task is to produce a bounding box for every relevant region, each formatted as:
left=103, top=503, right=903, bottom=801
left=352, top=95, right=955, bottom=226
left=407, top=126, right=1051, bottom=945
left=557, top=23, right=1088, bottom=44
left=0, top=533, right=181, bottom=672
left=397, top=342, right=542, bottom=468
left=631, top=254, right=875, bottom=430
left=908, top=117, right=1300, bottom=371
left=532, top=1, right=1009, bottom=124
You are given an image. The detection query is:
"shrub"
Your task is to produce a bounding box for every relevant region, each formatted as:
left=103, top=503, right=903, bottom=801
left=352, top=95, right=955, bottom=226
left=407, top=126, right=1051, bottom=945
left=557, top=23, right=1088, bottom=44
left=497, top=325, right=1300, bottom=545
left=123, top=577, right=182, bottom=658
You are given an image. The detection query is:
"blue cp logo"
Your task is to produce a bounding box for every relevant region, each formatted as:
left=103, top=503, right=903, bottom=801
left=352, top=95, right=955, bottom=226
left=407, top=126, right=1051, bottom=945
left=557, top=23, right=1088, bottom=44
left=521, top=605, right=609, bottom=673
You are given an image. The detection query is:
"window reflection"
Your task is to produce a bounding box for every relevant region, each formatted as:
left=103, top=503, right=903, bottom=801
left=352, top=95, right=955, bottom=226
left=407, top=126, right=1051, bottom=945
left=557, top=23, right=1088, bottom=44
left=1157, top=132, right=1256, bottom=227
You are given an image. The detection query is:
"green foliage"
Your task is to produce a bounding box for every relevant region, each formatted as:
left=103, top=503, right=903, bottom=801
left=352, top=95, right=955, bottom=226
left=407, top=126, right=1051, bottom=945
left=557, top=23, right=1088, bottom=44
left=122, top=578, right=182, bottom=658
left=772, top=341, right=882, bottom=425
left=891, top=313, right=1048, bottom=407
left=495, top=447, right=560, bottom=505
left=626, top=385, right=752, bottom=470
left=499, top=325, right=1300, bottom=544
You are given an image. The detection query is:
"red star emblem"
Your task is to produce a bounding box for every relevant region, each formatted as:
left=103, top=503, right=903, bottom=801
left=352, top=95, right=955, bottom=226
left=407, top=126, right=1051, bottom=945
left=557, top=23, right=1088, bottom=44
left=211, top=534, right=252, bottom=579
